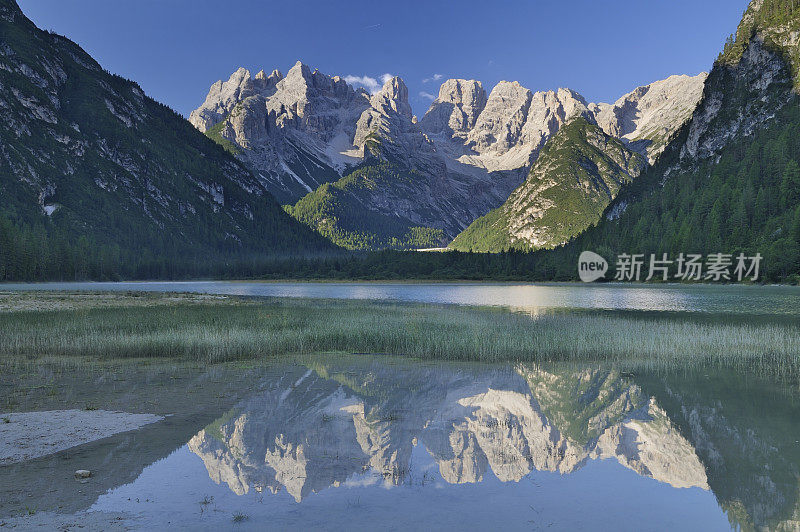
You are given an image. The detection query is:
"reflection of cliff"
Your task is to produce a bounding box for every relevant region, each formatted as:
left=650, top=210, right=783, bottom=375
left=188, top=369, right=372, bottom=502
left=188, top=358, right=712, bottom=502
left=637, top=371, right=800, bottom=532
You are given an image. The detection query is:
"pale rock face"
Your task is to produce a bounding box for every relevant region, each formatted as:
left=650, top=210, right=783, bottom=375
left=419, top=79, right=487, bottom=139
left=516, top=88, right=592, bottom=161
left=189, top=67, right=283, bottom=133
left=451, top=118, right=646, bottom=252
left=508, top=123, right=644, bottom=249
left=469, top=81, right=532, bottom=154
left=592, top=400, right=709, bottom=490
left=422, top=81, right=594, bottom=173
left=434, top=430, right=488, bottom=484
left=353, top=76, right=441, bottom=173
left=456, top=388, right=582, bottom=480
left=593, top=73, right=707, bottom=163
left=423, top=75, right=702, bottom=173
left=190, top=61, right=371, bottom=203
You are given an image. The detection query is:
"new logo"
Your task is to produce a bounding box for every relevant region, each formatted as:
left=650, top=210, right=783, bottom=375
left=578, top=251, right=608, bottom=283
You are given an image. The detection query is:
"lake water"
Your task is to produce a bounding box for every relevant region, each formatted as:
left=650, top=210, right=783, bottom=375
left=5, top=355, right=792, bottom=531
left=3, top=280, right=800, bottom=315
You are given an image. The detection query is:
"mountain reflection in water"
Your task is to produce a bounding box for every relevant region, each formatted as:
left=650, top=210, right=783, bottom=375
left=170, top=357, right=799, bottom=531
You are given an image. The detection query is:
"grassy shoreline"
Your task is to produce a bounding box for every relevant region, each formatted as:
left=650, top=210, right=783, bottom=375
left=0, top=291, right=798, bottom=383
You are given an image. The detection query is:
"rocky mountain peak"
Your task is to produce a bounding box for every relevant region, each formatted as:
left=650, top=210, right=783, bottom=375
left=718, top=0, right=800, bottom=73
left=593, top=73, right=707, bottom=163
left=450, top=117, right=647, bottom=252
left=189, top=62, right=708, bottom=235
left=553, top=88, right=591, bottom=118
left=469, top=81, right=533, bottom=153
left=438, top=79, right=487, bottom=106
left=415, top=73, right=702, bottom=178
left=419, top=79, right=487, bottom=138
left=370, top=76, right=412, bottom=118
left=676, top=0, right=800, bottom=165
left=286, top=60, right=312, bottom=80
left=255, top=68, right=283, bottom=84
left=188, top=67, right=258, bottom=132
left=0, top=0, right=330, bottom=260
left=275, top=61, right=314, bottom=113
left=353, top=76, right=439, bottom=170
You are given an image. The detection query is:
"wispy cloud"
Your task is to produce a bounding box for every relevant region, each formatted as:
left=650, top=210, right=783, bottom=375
left=344, top=73, right=394, bottom=94
left=422, top=73, right=443, bottom=84
left=419, top=91, right=436, bottom=101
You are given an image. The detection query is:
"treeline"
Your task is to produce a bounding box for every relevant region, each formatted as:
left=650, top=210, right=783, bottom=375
left=2, top=211, right=798, bottom=283
left=0, top=214, right=335, bottom=281
left=0, top=211, right=560, bottom=282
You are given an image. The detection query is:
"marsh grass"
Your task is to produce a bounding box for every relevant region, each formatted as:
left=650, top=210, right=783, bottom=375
left=232, top=512, right=249, bottom=523
left=0, top=293, right=798, bottom=382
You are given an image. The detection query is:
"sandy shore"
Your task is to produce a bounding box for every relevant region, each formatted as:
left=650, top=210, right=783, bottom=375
left=0, top=410, right=164, bottom=465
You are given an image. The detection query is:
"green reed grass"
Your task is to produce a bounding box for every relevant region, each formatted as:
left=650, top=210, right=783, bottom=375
left=0, top=294, right=798, bottom=382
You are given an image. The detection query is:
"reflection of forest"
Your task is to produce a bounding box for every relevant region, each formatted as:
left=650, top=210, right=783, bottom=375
left=188, top=357, right=800, bottom=530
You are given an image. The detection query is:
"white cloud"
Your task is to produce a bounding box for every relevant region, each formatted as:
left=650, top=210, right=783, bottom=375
left=422, top=74, right=443, bottom=84
left=344, top=73, right=394, bottom=94
left=419, top=91, right=436, bottom=101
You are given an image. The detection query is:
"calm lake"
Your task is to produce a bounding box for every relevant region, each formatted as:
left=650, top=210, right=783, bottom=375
left=3, top=280, right=800, bottom=315
left=3, top=355, right=797, bottom=531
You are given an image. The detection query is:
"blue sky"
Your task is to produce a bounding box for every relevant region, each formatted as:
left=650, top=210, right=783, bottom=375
left=19, top=0, right=749, bottom=117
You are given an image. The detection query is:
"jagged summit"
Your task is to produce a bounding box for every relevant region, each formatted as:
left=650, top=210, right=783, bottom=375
left=190, top=62, right=371, bottom=203
left=592, top=73, right=709, bottom=163
left=679, top=0, right=800, bottom=163
left=421, top=75, right=704, bottom=171
left=419, top=79, right=487, bottom=139
left=553, top=0, right=800, bottom=284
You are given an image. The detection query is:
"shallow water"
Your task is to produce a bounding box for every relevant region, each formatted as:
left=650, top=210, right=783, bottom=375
left=5, top=355, right=795, bottom=530
left=3, top=280, right=800, bottom=315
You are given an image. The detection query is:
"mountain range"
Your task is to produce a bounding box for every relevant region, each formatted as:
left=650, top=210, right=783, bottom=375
left=191, top=65, right=706, bottom=250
